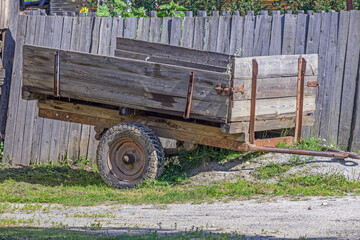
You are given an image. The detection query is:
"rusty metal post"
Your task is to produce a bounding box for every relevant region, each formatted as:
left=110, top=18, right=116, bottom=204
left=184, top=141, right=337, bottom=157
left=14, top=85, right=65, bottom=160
left=249, top=59, right=258, bottom=144
left=183, top=72, right=194, bottom=119
left=294, top=57, right=306, bottom=142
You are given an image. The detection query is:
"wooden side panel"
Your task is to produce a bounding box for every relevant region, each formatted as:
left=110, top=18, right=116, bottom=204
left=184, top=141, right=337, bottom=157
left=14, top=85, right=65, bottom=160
left=23, top=45, right=230, bottom=123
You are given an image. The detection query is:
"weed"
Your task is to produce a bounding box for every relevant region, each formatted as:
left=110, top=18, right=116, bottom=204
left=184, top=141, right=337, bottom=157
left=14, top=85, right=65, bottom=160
left=72, top=212, right=115, bottom=218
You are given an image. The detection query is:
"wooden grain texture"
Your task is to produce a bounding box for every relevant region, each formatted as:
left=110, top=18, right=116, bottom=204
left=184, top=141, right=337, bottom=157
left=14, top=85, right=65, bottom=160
left=204, top=17, right=219, bottom=52
left=242, top=14, right=255, bottom=57
left=216, top=16, right=231, bottom=54
left=350, top=63, right=360, bottom=150
left=253, top=14, right=271, bottom=56
left=137, top=17, right=150, bottom=41
left=3, top=15, right=27, bottom=163
left=98, top=17, right=112, bottom=55
left=269, top=11, right=282, bottom=55
left=311, top=12, right=331, bottom=138
left=181, top=17, right=195, bottom=48
left=124, top=17, right=137, bottom=39
left=23, top=45, right=230, bottom=123
left=229, top=16, right=244, bottom=55
left=116, top=37, right=231, bottom=68
left=233, top=54, right=318, bottom=79
left=169, top=17, right=182, bottom=46
left=110, top=17, right=124, bottom=56
left=328, top=11, right=350, bottom=145
left=319, top=11, right=338, bottom=141
left=338, top=11, right=360, bottom=149
left=282, top=14, right=297, bottom=55
left=294, top=13, right=307, bottom=54
left=149, top=17, right=162, bottom=43
left=193, top=16, right=205, bottom=50
left=90, top=17, right=101, bottom=54
left=160, top=17, right=171, bottom=44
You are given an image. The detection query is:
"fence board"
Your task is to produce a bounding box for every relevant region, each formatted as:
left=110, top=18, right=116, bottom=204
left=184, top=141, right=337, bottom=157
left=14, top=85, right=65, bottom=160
left=282, top=14, right=297, bottom=55
left=110, top=18, right=124, bottom=56
left=242, top=14, right=255, bottom=57
left=160, top=17, right=171, bottom=44
left=204, top=17, right=219, bottom=52
left=149, top=17, right=161, bottom=43
left=193, top=16, right=205, bottom=50
left=328, top=11, right=350, bottom=145
left=181, top=17, right=194, bottom=48
left=253, top=14, right=271, bottom=56
left=229, top=16, right=244, bottom=55
left=269, top=11, right=282, bottom=55
left=319, top=12, right=338, bottom=141
left=170, top=17, right=182, bottom=46
left=216, top=16, right=231, bottom=54
left=137, top=17, right=150, bottom=41
left=338, top=11, right=360, bottom=149
left=124, top=17, right=137, bottom=39
left=294, top=13, right=307, bottom=54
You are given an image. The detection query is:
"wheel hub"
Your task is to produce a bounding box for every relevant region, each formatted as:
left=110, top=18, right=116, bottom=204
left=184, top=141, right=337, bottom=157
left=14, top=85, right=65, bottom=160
left=108, top=138, right=146, bottom=182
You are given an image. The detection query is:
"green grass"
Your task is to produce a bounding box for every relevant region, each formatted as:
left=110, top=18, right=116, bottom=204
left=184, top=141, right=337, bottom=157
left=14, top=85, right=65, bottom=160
left=0, top=227, right=255, bottom=240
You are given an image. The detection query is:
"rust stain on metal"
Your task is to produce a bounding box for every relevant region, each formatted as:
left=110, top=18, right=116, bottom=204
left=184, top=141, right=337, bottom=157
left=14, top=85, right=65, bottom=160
left=183, top=71, right=195, bottom=119
left=294, top=57, right=306, bottom=143
left=249, top=59, right=258, bottom=144
left=254, top=136, right=294, bottom=148
left=214, top=84, right=244, bottom=95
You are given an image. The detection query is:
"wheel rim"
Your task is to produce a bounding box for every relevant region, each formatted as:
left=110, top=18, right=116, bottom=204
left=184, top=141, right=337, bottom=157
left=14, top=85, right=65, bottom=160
left=108, top=137, right=146, bottom=182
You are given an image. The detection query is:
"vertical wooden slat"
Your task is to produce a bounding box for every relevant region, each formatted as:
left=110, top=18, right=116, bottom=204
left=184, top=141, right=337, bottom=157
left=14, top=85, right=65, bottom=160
left=98, top=17, right=112, bottom=55
left=2, top=15, right=28, bottom=163
left=181, top=17, right=195, bottom=48
left=193, top=16, right=205, bottom=50
left=282, top=13, right=297, bottom=55
left=338, top=11, right=360, bottom=149
left=216, top=16, right=231, bottom=54
left=311, top=12, right=331, bottom=138
left=328, top=11, right=350, bottom=145
left=149, top=17, right=162, bottom=43
left=253, top=13, right=271, bottom=56
left=169, top=17, right=182, bottom=46
left=229, top=15, right=244, bottom=55
left=204, top=16, right=219, bottom=52
left=137, top=17, right=150, bottom=41
left=319, top=12, right=339, bottom=141
left=269, top=11, right=282, bottom=55
left=110, top=18, right=123, bottom=57
left=242, top=12, right=255, bottom=57
left=160, top=17, right=171, bottom=44
left=294, top=12, right=307, bottom=54
left=124, top=17, right=138, bottom=39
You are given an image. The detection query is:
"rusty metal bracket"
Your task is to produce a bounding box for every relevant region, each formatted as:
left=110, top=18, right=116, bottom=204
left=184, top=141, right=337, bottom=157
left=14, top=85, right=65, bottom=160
left=214, top=84, right=244, bottom=96
left=183, top=72, right=195, bottom=119
left=249, top=59, right=258, bottom=144
left=307, top=81, right=320, bottom=100
left=294, top=56, right=306, bottom=142
left=54, top=51, right=60, bottom=97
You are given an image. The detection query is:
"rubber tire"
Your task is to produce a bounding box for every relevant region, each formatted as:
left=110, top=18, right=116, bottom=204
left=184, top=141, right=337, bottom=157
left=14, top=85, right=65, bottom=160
left=96, top=122, right=165, bottom=189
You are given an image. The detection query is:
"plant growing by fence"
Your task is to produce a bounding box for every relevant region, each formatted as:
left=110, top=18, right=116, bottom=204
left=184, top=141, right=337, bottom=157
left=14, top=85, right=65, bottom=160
left=157, top=1, right=188, bottom=17
left=273, top=0, right=360, bottom=12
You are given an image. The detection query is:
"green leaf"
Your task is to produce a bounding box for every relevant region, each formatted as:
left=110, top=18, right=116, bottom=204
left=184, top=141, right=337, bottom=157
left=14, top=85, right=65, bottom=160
left=176, top=6, right=188, bottom=11
left=123, top=11, right=135, bottom=18
left=174, top=11, right=185, bottom=17
left=113, top=7, right=123, bottom=16
left=159, top=4, right=171, bottom=10
left=96, top=4, right=111, bottom=17
left=114, top=0, right=127, bottom=9
left=157, top=11, right=168, bottom=18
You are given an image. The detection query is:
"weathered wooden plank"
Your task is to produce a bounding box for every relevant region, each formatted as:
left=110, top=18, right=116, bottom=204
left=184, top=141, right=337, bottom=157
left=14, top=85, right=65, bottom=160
left=98, top=17, right=112, bottom=55
left=229, top=16, right=244, bottom=55
left=350, top=63, right=360, bottom=151
left=294, top=13, right=307, bottom=54
left=137, top=17, right=150, bottom=41
left=253, top=14, right=271, bottom=56
left=169, top=17, right=182, bottom=46
left=3, top=15, right=28, bottom=163
left=269, top=11, right=282, bottom=55
left=23, top=46, right=230, bottom=122
left=319, top=11, right=338, bottom=141
left=86, top=125, right=98, bottom=163
left=114, top=50, right=226, bottom=72
left=124, top=17, right=138, bottom=39
left=181, top=17, right=194, bottom=48
left=116, top=37, right=231, bottom=68
left=149, top=17, right=162, bottom=43
left=282, top=14, right=297, bottom=55
left=110, top=17, right=123, bottom=56
left=90, top=17, right=101, bottom=54
left=38, top=99, right=248, bottom=151
left=305, top=12, right=321, bottom=54
left=222, top=116, right=315, bottom=134
left=193, top=16, right=205, bottom=50
left=328, top=11, right=350, bottom=145
left=311, top=12, right=331, bottom=137
left=216, top=16, right=231, bottom=54
left=234, top=75, right=317, bottom=101
left=160, top=17, right=171, bottom=44
left=242, top=14, right=255, bottom=57
left=338, top=11, right=360, bottom=149
left=78, top=16, right=93, bottom=52
left=233, top=54, right=318, bottom=79
left=231, top=96, right=316, bottom=122
left=204, top=17, right=219, bottom=52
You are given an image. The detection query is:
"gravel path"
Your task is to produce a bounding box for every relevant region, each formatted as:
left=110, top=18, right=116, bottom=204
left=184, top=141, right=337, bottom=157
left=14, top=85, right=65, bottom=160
left=2, top=196, right=360, bottom=239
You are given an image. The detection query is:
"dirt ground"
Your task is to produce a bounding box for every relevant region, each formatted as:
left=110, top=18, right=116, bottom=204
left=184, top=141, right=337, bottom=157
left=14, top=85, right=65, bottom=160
left=2, top=153, right=360, bottom=239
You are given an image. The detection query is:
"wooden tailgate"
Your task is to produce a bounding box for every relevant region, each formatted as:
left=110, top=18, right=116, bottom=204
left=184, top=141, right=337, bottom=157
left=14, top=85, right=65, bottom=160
left=22, top=45, right=231, bottom=123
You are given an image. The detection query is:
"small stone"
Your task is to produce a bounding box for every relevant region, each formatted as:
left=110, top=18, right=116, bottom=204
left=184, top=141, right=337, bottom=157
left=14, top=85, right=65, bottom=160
left=308, top=206, right=312, bottom=210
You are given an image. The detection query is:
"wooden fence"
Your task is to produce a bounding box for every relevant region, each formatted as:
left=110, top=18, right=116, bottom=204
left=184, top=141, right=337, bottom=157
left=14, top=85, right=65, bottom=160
left=0, top=0, right=10, bottom=30
left=2, top=10, right=360, bottom=165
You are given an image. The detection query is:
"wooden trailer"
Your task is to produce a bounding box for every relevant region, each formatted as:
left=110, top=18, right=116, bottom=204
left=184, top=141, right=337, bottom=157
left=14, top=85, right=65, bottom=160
left=22, top=37, right=358, bottom=188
